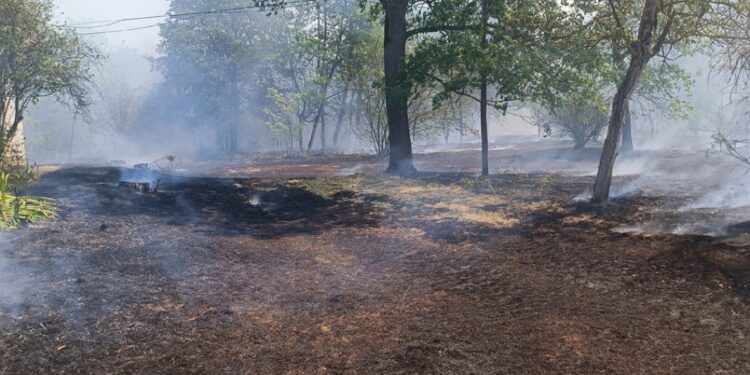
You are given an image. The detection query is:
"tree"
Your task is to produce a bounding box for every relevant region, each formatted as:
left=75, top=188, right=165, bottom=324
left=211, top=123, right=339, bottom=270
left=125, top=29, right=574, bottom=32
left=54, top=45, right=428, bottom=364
left=366, top=0, right=493, bottom=174
left=380, top=0, right=415, bottom=174
left=263, top=88, right=308, bottom=154
left=408, top=0, right=605, bottom=175
left=249, top=0, right=419, bottom=172
left=301, top=1, right=361, bottom=153
left=715, top=1, right=750, bottom=100
left=95, top=46, right=157, bottom=136
left=263, top=11, right=321, bottom=154
left=254, top=0, right=597, bottom=174
left=538, top=93, right=609, bottom=149
left=603, top=20, right=694, bottom=152
left=157, top=0, right=278, bottom=156
left=590, top=0, right=716, bottom=202
left=97, top=81, right=144, bottom=135
left=434, top=95, right=475, bottom=143
left=0, top=0, right=100, bottom=165
left=354, top=79, right=389, bottom=155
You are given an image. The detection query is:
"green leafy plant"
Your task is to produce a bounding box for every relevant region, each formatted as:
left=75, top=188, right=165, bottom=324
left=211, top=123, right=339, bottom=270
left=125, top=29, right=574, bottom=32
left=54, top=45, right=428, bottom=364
left=0, top=165, right=55, bottom=229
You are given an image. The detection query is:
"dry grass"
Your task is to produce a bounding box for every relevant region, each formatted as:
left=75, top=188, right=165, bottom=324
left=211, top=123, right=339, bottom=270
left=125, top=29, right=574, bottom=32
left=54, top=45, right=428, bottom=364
left=425, top=202, right=518, bottom=227
left=1, top=166, right=749, bottom=374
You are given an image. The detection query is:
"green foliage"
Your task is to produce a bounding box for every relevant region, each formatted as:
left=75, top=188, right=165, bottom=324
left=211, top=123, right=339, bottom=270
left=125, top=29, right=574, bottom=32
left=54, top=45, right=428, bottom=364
left=354, top=78, right=389, bottom=155
left=263, top=88, right=306, bottom=153
left=263, top=0, right=373, bottom=152
left=634, top=63, right=694, bottom=121
left=157, top=0, right=282, bottom=154
left=538, top=90, right=609, bottom=149
left=407, top=0, right=607, bottom=111
left=0, top=0, right=101, bottom=164
left=0, top=165, right=55, bottom=229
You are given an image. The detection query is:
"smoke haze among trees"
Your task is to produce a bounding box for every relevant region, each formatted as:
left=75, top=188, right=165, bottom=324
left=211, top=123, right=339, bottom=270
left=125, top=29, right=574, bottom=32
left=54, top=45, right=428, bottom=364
left=14, top=0, right=750, bottom=202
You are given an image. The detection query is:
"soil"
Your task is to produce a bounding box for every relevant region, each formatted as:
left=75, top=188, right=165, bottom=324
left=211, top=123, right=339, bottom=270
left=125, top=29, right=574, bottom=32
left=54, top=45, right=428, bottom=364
left=1, top=148, right=750, bottom=374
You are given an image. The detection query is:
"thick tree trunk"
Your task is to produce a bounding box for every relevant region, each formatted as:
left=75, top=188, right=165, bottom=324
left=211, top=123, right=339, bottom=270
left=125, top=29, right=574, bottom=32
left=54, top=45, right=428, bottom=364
left=621, top=101, right=633, bottom=152
left=383, top=0, right=416, bottom=175
left=592, top=0, right=659, bottom=202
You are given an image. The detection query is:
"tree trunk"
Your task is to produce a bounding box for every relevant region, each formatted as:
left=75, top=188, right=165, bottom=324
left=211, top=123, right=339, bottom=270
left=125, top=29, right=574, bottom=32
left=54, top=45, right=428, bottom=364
left=307, top=109, right=321, bottom=153
left=621, top=101, right=633, bottom=152
left=480, top=83, right=489, bottom=176
left=0, top=99, right=27, bottom=166
left=228, top=121, right=238, bottom=155
left=69, top=120, right=76, bottom=162
left=298, top=127, right=304, bottom=153
left=592, top=0, right=659, bottom=202
left=479, top=0, right=489, bottom=176
left=320, top=107, right=327, bottom=153
left=227, top=78, right=240, bottom=156
left=592, top=57, right=649, bottom=202
left=333, top=88, right=349, bottom=150
left=383, top=0, right=416, bottom=175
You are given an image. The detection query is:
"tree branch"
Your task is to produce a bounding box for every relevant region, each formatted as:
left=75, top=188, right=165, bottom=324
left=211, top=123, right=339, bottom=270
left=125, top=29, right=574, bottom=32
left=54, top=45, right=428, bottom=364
left=406, top=25, right=478, bottom=39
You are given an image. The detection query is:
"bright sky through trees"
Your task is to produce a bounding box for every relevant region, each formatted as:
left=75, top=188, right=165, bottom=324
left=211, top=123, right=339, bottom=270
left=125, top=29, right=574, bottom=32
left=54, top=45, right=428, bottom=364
left=53, top=0, right=169, bottom=55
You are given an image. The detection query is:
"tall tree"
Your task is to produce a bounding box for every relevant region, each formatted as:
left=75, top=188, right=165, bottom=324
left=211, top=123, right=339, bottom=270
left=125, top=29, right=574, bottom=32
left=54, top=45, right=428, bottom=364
left=262, top=0, right=371, bottom=154
left=258, top=0, right=587, bottom=174
left=590, top=0, right=715, bottom=202
left=0, top=0, right=100, bottom=165
left=157, top=0, right=278, bottom=157
left=381, top=0, right=414, bottom=174
left=408, top=0, right=604, bottom=175
left=374, top=0, right=493, bottom=174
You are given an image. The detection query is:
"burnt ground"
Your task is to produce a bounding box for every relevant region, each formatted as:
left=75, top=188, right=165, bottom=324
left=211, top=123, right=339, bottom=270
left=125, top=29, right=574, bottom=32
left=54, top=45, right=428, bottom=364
left=1, top=149, right=750, bottom=374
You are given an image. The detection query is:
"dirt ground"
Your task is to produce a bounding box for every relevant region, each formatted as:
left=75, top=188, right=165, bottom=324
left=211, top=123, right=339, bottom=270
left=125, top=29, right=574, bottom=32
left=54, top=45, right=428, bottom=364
left=1, top=147, right=750, bottom=374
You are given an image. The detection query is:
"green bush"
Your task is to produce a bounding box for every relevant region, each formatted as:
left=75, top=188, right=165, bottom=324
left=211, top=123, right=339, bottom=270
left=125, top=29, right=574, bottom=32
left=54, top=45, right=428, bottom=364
left=0, top=166, right=55, bottom=229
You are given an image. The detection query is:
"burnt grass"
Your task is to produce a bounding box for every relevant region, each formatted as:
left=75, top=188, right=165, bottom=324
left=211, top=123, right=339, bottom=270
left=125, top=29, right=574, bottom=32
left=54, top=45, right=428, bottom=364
left=1, top=164, right=749, bottom=374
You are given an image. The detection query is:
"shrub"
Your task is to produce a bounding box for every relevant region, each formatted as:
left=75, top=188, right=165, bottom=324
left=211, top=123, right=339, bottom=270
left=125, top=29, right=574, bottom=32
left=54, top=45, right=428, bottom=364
left=539, top=102, right=609, bottom=149
left=0, top=165, right=55, bottom=229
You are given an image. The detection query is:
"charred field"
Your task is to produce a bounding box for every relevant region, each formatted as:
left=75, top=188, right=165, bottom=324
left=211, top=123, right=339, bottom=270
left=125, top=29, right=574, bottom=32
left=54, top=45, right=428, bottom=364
left=1, top=148, right=750, bottom=374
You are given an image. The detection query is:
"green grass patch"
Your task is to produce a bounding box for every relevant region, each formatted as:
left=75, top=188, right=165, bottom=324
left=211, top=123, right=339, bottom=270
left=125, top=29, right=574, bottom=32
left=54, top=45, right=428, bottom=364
left=0, top=169, right=56, bottom=230
left=0, top=194, right=56, bottom=229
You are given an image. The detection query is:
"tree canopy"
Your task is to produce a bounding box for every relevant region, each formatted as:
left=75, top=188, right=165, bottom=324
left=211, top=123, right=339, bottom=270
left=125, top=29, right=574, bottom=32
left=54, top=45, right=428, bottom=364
left=0, top=0, right=100, bottom=165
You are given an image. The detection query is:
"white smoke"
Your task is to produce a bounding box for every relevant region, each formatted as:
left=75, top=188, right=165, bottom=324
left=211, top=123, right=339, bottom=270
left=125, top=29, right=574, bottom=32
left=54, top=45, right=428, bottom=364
left=119, top=165, right=159, bottom=191
left=0, top=233, right=32, bottom=315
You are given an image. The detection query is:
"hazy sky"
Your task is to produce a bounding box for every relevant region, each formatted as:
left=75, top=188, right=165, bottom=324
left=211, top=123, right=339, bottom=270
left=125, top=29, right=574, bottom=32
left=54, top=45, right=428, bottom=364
left=54, top=0, right=170, bottom=56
